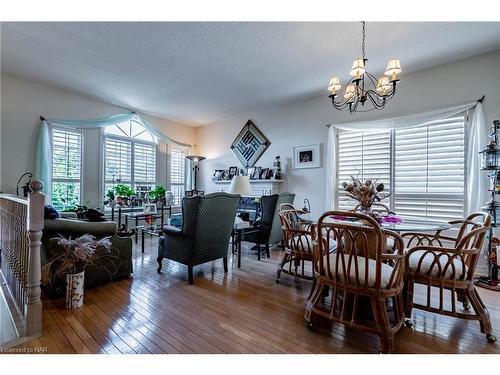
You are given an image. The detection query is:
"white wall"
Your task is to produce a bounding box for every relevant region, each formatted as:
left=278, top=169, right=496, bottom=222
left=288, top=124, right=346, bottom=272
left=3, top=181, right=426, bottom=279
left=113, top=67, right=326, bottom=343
left=195, top=50, right=500, bottom=213
left=0, top=74, right=196, bottom=206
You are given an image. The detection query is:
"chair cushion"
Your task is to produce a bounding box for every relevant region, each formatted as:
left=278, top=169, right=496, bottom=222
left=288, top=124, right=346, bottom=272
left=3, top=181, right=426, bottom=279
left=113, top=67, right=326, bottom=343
left=407, top=250, right=467, bottom=279
left=324, top=254, right=395, bottom=288
left=386, top=236, right=394, bottom=251
left=288, top=234, right=336, bottom=253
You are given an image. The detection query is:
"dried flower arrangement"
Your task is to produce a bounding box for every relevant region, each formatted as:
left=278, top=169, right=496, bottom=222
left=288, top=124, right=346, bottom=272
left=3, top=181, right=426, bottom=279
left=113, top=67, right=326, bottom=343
left=341, top=173, right=391, bottom=213
left=41, top=234, right=117, bottom=296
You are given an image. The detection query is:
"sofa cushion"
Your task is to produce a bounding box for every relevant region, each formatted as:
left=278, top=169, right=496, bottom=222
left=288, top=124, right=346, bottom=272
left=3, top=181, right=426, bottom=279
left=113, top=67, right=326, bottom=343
left=324, top=254, right=395, bottom=288
left=407, top=250, right=467, bottom=279
left=43, top=218, right=117, bottom=237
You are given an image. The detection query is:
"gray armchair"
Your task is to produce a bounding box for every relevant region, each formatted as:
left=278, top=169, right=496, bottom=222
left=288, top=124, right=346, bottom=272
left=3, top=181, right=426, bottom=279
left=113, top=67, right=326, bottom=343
left=157, top=192, right=240, bottom=284
left=268, top=192, right=296, bottom=245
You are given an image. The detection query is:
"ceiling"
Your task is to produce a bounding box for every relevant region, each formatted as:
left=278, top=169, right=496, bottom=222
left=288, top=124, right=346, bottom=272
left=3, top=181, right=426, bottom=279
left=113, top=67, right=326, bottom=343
left=2, top=22, right=500, bottom=126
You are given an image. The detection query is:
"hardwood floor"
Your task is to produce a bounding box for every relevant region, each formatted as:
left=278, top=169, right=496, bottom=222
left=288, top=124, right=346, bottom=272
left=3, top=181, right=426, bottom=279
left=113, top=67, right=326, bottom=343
left=12, top=236, right=500, bottom=354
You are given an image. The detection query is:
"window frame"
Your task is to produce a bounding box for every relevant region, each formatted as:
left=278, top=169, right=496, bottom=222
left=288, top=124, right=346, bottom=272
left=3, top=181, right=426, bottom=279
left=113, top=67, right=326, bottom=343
left=336, top=113, right=468, bottom=221
left=102, top=124, right=158, bottom=194
left=50, top=125, right=84, bottom=209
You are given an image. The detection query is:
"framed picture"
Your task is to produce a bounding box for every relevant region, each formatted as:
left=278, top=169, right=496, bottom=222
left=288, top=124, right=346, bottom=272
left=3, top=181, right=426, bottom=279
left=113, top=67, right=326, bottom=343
left=247, top=167, right=256, bottom=179
left=255, top=167, right=262, bottom=180
left=229, top=166, right=238, bottom=179
left=230, top=120, right=271, bottom=168
left=212, top=170, right=224, bottom=181
left=293, top=144, right=321, bottom=169
left=260, top=168, right=269, bottom=179
left=143, top=203, right=157, bottom=214
left=221, top=170, right=230, bottom=180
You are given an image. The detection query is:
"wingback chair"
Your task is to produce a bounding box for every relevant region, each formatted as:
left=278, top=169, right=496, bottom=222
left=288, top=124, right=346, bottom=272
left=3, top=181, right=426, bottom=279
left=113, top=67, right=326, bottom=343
left=402, top=212, right=495, bottom=343
left=241, top=194, right=279, bottom=260
left=304, top=211, right=406, bottom=353
left=268, top=192, right=296, bottom=245
left=157, top=192, right=240, bottom=284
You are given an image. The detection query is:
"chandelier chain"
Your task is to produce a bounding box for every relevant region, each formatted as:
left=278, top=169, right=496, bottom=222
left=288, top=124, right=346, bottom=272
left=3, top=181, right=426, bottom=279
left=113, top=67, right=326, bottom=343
left=361, top=21, right=365, bottom=60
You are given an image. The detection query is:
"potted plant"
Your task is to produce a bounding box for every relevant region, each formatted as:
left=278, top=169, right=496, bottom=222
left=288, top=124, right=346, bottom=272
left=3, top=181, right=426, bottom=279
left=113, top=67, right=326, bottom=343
left=41, top=234, right=113, bottom=309
left=149, top=185, right=166, bottom=205
left=114, top=184, right=135, bottom=206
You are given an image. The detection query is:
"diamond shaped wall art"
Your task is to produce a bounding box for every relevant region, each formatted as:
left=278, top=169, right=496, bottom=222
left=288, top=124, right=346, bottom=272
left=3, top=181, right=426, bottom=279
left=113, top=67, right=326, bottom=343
left=231, top=120, right=270, bottom=168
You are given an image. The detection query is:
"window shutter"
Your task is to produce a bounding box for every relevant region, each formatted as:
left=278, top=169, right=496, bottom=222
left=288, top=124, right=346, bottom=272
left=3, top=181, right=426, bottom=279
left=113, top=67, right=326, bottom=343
left=104, top=138, right=132, bottom=183
left=51, top=128, right=82, bottom=210
left=394, top=116, right=465, bottom=221
left=134, top=143, right=156, bottom=187
left=337, top=130, right=391, bottom=210
left=170, top=148, right=186, bottom=206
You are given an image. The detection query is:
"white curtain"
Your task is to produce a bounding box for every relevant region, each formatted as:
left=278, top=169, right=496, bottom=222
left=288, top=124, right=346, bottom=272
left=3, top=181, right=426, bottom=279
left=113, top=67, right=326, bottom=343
left=325, top=125, right=338, bottom=210
left=325, top=101, right=486, bottom=215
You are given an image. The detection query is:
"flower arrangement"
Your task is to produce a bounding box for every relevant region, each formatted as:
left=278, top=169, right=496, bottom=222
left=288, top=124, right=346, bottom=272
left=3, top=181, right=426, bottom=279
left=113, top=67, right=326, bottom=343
left=41, top=234, right=117, bottom=301
left=341, top=173, right=390, bottom=213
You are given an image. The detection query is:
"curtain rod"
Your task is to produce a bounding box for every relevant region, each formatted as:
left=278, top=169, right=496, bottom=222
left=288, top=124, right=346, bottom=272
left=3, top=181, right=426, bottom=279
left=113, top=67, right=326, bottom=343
left=325, top=95, right=486, bottom=128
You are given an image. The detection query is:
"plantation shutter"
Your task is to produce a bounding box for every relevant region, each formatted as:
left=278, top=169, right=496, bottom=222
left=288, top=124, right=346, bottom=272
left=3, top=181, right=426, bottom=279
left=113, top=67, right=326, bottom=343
left=394, top=116, right=466, bottom=221
left=337, top=130, right=391, bottom=210
left=51, top=128, right=82, bottom=210
left=170, top=148, right=186, bottom=206
left=134, top=143, right=156, bottom=187
left=104, top=138, right=132, bottom=187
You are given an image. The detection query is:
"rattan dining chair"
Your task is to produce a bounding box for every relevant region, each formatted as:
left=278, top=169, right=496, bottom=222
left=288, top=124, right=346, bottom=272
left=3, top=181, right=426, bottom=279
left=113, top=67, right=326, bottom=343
left=276, top=205, right=315, bottom=283
left=304, top=211, right=406, bottom=353
left=402, top=211, right=496, bottom=343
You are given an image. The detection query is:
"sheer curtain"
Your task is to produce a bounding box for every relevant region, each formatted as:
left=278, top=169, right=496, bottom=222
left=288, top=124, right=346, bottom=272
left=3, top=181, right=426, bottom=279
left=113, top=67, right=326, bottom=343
left=36, top=113, right=192, bottom=202
left=325, top=101, right=487, bottom=215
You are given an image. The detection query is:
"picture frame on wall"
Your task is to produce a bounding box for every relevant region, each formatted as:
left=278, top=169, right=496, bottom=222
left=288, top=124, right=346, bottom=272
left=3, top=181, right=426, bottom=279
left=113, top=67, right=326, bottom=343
left=293, top=143, right=321, bottom=169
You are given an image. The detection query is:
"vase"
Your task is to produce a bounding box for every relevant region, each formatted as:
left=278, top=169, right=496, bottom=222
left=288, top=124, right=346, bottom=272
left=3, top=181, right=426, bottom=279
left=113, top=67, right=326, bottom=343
left=66, top=271, right=84, bottom=309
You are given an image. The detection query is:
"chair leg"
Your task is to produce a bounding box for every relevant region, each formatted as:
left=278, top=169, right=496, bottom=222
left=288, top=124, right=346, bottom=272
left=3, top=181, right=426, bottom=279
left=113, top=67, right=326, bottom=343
left=403, top=278, right=414, bottom=319
left=188, top=266, right=194, bottom=285
left=223, top=256, right=228, bottom=273
left=373, top=298, right=395, bottom=353
left=276, top=252, right=289, bottom=283
left=265, top=244, right=270, bottom=258
left=157, top=257, right=163, bottom=273
left=456, top=290, right=470, bottom=311
left=466, top=287, right=493, bottom=335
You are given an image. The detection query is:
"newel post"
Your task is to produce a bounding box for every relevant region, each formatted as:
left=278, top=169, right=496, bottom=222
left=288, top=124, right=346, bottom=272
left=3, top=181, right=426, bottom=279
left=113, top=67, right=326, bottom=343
left=25, top=179, right=44, bottom=337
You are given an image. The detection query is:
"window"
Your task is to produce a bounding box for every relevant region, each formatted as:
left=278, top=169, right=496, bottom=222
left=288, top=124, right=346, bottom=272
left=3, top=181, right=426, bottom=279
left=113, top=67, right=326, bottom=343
left=337, top=114, right=466, bottom=221
left=104, top=121, right=157, bottom=194
left=169, top=147, right=186, bottom=206
left=51, top=128, right=82, bottom=210
left=394, top=117, right=465, bottom=221
left=338, top=130, right=391, bottom=211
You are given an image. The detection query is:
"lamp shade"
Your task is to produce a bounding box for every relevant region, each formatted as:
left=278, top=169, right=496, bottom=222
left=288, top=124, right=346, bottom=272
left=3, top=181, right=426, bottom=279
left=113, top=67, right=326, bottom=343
left=350, top=58, right=366, bottom=77
left=228, top=175, right=252, bottom=196
left=376, top=76, right=391, bottom=95
left=186, top=155, right=206, bottom=163
left=385, top=58, right=402, bottom=76
left=328, top=76, right=341, bottom=93
left=344, top=84, right=356, bottom=101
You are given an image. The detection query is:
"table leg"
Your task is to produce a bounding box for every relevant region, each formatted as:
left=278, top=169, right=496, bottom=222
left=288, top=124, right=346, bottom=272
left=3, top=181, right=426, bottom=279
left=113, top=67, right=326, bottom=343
left=231, top=230, right=235, bottom=254
left=135, top=217, right=139, bottom=244
left=238, top=233, right=242, bottom=269
left=141, top=228, right=145, bottom=253
left=257, top=240, right=261, bottom=261
left=124, top=215, right=127, bottom=230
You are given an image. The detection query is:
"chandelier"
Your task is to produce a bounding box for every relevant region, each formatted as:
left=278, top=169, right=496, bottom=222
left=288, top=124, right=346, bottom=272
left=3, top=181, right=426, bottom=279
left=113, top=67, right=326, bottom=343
left=328, top=22, right=402, bottom=114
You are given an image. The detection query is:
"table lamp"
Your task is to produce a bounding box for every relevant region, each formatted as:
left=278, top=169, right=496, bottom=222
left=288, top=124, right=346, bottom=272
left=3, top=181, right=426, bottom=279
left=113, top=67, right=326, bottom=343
left=228, top=175, right=252, bottom=196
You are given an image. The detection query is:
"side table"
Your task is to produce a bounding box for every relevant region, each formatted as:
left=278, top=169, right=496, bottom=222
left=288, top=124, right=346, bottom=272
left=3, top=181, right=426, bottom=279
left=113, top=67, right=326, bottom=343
left=231, top=223, right=261, bottom=268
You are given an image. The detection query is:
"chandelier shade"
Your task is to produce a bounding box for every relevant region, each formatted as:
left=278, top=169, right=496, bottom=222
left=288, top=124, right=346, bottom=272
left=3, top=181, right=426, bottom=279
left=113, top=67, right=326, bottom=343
left=328, top=22, right=402, bottom=114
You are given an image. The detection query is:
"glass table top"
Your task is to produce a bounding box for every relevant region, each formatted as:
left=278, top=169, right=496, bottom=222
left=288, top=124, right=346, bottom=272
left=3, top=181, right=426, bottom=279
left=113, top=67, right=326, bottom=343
left=299, top=212, right=452, bottom=232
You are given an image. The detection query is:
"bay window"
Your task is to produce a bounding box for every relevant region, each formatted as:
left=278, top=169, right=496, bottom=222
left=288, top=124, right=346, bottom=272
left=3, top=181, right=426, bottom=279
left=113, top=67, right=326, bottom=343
left=169, top=147, right=186, bottom=206
left=337, top=114, right=466, bottom=221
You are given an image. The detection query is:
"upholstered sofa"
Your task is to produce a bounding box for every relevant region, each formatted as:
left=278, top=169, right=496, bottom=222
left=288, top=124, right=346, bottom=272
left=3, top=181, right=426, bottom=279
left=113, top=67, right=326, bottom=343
left=41, top=218, right=133, bottom=296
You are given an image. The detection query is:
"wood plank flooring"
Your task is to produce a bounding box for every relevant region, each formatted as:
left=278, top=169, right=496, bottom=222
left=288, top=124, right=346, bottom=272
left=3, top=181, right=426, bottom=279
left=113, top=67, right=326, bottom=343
left=10, top=236, right=500, bottom=354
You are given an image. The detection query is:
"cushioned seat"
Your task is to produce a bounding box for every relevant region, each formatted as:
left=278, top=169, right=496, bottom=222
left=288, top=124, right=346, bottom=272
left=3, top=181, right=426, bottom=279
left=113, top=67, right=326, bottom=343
left=288, top=234, right=336, bottom=253
left=407, top=249, right=467, bottom=279
left=325, top=254, right=395, bottom=288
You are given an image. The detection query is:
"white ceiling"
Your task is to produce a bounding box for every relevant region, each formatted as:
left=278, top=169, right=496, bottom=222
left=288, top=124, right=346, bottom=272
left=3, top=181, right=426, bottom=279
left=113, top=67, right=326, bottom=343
left=2, top=22, right=500, bottom=126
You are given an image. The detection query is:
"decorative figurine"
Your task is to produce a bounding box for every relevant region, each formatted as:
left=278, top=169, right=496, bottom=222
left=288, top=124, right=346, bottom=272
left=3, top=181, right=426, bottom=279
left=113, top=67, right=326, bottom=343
left=273, top=156, right=282, bottom=179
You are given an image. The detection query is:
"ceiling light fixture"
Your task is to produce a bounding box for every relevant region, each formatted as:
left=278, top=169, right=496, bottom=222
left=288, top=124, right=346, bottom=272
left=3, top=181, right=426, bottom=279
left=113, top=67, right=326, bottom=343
left=328, top=21, right=402, bottom=114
